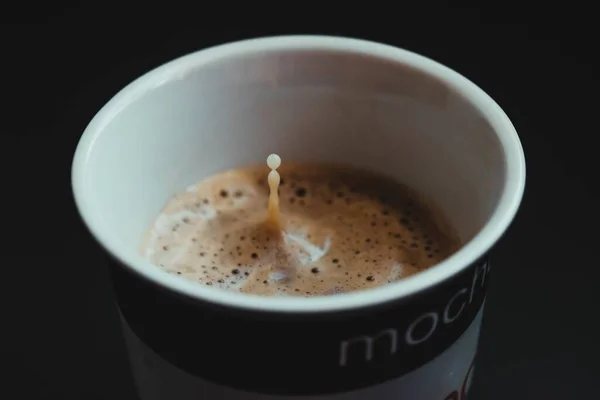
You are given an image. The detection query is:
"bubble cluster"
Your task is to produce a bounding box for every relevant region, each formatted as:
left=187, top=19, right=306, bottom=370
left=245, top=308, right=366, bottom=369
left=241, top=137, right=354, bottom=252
left=141, top=163, right=460, bottom=297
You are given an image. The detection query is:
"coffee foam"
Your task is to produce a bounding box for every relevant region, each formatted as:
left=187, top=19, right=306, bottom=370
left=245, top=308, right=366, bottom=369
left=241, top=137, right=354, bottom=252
left=141, top=163, right=461, bottom=297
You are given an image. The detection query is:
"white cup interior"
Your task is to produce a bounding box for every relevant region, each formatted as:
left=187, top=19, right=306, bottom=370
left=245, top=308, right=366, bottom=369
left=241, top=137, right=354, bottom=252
left=72, top=36, right=525, bottom=312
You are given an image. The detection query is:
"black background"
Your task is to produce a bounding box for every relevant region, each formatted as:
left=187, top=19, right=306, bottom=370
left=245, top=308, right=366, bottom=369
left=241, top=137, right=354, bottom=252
left=2, top=3, right=599, bottom=399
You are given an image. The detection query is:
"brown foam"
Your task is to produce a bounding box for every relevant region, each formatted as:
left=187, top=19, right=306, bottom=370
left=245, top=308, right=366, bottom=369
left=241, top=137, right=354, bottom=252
left=141, top=163, right=461, bottom=297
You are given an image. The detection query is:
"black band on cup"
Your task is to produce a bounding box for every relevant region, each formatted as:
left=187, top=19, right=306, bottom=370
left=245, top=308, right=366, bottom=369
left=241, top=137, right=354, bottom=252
left=112, top=255, right=490, bottom=395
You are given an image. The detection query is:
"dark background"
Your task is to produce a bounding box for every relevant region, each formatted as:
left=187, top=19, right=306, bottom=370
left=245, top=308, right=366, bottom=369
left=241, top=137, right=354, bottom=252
left=3, top=3, right=599, bottom=399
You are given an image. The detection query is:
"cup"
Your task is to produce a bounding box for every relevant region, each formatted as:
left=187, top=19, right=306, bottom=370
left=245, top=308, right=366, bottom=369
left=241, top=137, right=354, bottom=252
left=72, top=36, right=525, bottom=400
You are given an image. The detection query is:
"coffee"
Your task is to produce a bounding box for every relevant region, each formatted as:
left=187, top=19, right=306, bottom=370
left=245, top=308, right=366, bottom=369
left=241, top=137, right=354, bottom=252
left=141, top=158, right=460, bottom=297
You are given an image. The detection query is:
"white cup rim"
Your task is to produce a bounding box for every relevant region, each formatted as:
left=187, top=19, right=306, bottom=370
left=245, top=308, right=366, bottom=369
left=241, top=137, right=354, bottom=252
left=72, top=35, right=526, bottom=313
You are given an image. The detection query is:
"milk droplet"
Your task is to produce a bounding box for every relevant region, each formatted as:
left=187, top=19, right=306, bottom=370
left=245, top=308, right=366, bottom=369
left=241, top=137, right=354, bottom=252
left=267, top=153, right=281, bottom=170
